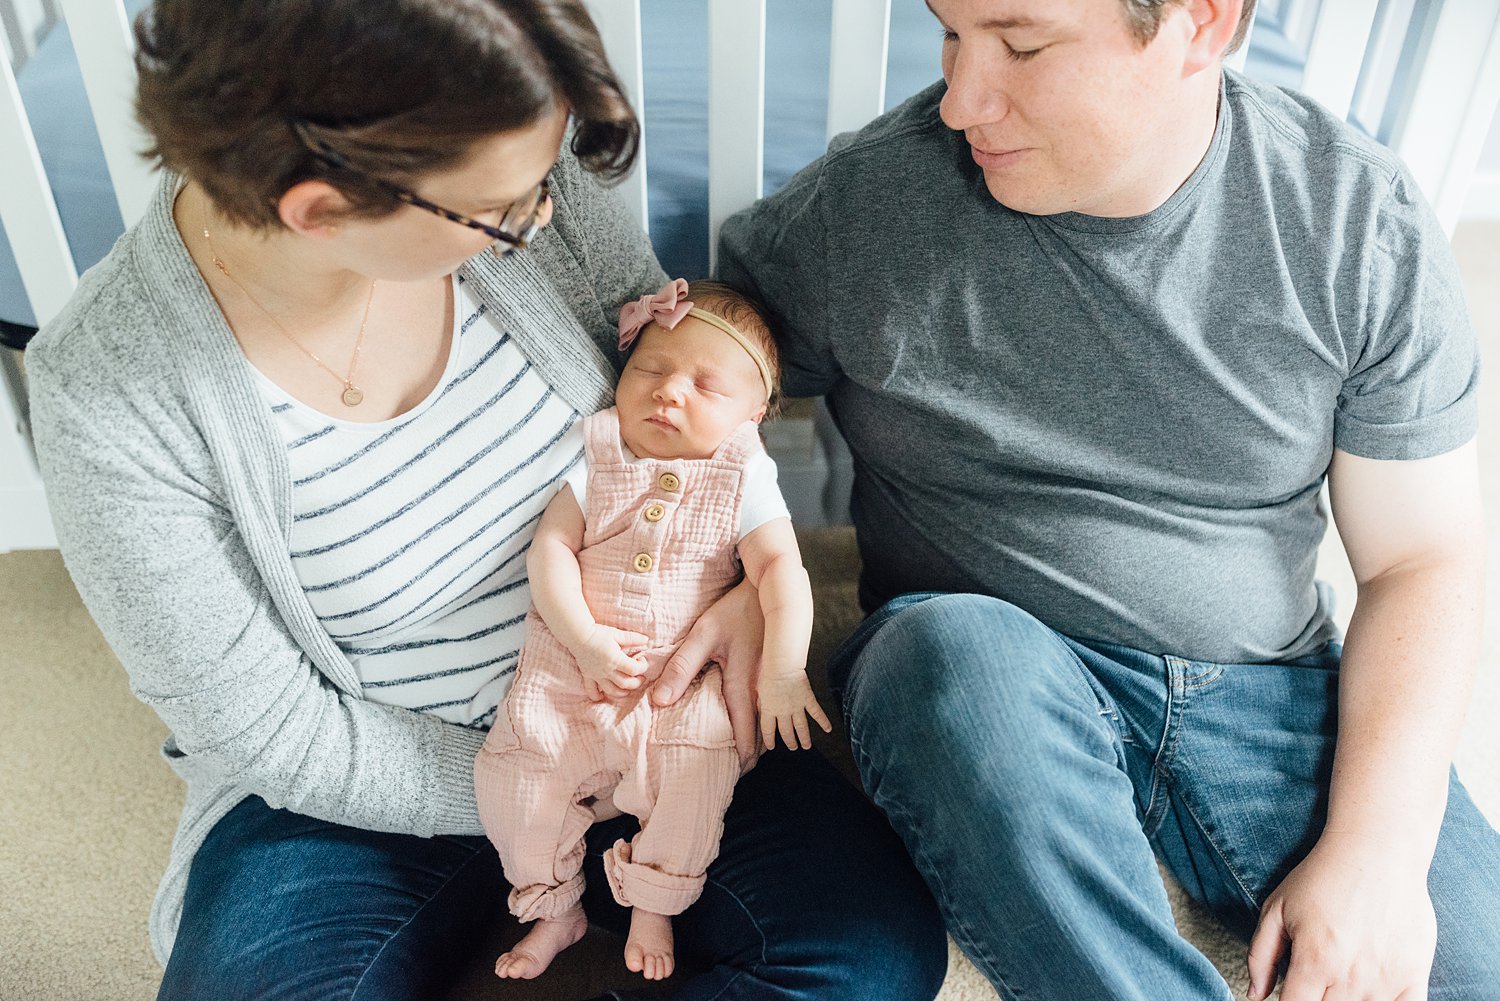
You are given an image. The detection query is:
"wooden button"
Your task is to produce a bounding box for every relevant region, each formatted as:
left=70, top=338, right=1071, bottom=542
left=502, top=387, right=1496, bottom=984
left=644, top=503, right=666, bottom=523
left=658, top=472, right=681, bottom=492
left=633, top=552, right=655, bottom=573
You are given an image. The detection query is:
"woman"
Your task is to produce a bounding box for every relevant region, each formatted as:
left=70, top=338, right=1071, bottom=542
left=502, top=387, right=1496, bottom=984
left=26, top=1, right=945, bottom=999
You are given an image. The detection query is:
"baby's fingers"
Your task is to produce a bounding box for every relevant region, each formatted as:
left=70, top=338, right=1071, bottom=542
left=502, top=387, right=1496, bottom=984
left=792, top=712, right=812, bottom=750
left=807, top=697, right=833, bottom=734
left=610, top=669, right=644, bottom=690
left=760, top=710, right=777, bottom=751
left=777, top=713, right=798, bottom=752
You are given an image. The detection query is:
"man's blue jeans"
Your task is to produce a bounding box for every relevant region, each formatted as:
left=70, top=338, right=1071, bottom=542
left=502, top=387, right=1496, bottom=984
left=155, top=748, right=946, bottom=1001
left=830, top=592, right=1500, bottom=1001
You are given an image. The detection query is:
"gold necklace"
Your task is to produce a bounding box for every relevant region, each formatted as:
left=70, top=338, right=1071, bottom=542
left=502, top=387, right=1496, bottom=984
left=202, top=208, right=376, bottom=408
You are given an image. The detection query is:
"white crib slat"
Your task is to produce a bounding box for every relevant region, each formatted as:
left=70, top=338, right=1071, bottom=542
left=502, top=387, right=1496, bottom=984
left=707, top=0, right=765, bottom=273
left=1393, top=2, right=1500, bottom=237
left=1299, top=0, right=1381, bottom=123
left=57, top=0, right=154, bottom=227
left=826, top=0, right=891, bottom=143
left=583, top=0, right=648, bottom=234
left=0, top=53, right=78, bottom=328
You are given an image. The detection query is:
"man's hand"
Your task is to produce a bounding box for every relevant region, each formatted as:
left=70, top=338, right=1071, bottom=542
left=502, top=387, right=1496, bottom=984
left=1247, top=836, right=1437, bottom=1001
left=572, top=624, right=650, bottom=702
left=652, top=578, right=765, bottom=771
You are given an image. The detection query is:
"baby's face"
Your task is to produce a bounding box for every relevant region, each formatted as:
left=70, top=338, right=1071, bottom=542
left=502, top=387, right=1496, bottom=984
left=616, top=315, right=768, bottom=461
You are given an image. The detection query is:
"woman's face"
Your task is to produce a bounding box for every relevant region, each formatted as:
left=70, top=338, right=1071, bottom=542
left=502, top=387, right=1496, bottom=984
left=331, top=101, right=568, bottom=282
left=615, top=318, right=769, bottom=461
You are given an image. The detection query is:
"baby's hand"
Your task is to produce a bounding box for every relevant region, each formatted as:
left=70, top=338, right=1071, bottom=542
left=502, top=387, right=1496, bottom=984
left=574, top=625, right=650, bottom=702
left=757, top=672, right=833, bottom=750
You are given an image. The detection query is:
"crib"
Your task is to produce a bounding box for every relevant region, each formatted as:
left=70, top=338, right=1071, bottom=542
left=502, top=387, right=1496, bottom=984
left=4, top=0, right=1500, bottom=554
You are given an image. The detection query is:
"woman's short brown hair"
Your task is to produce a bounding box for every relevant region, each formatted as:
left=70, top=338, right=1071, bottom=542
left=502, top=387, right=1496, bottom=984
left=135, top=0, right=639, bottom=228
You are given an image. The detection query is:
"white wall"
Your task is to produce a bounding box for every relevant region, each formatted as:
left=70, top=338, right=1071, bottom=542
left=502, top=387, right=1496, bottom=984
left=1466, top=92, right=1500, bottom=218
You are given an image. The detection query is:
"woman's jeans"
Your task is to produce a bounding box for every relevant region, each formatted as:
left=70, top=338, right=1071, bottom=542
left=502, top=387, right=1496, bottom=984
left=830, top=592, right=1500, bottom=1001
left=156, top=748, right=946, bottom=1001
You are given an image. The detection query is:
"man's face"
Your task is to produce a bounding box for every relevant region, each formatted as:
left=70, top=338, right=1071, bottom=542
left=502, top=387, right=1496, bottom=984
left=930, top=0, right=1204, bottom=217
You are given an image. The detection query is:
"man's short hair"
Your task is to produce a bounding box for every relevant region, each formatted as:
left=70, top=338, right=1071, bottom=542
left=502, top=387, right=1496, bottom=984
left=1121, top=0, right=1259, bottom=54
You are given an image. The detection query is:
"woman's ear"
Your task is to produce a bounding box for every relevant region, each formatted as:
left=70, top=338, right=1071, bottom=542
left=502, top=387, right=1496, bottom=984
left=276, top=179, right=355, bottom=238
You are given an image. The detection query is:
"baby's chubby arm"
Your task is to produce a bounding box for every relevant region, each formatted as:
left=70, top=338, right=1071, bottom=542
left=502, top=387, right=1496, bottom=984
left=528, top=485, right=650, bottom=700
left=737, top=518, right=832, bottom=750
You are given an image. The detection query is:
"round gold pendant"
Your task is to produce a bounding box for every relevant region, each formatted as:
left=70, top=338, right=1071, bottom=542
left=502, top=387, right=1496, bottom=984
left=341, top=385, right=364, bottom=407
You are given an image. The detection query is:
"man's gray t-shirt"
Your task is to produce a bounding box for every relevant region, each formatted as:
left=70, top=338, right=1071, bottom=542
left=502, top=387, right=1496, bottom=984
left=719, top=71, right=1479, bottom=665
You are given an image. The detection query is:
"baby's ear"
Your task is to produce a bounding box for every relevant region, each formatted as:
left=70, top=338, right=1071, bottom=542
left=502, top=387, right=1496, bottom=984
left=751, top=406, right=767, bottom=424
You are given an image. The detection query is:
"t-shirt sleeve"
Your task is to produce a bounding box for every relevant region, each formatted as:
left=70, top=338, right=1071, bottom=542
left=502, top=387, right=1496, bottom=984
left=717, top=155, right=841, bottom=398
left=1333, top=170, right=1480, bottom=460
left=737, top=451, right=791, bottom=541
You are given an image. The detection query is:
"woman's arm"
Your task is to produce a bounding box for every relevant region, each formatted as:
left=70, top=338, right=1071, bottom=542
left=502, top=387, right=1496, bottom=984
left=736, top=518, right=831, bottom=751
left=28, top=348, right=488, bottom=838
left=527, top=486, right=649, bottom=700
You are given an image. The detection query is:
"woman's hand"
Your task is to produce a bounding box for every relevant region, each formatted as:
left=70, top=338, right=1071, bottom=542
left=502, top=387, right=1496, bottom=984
left=652, top=578, right=765, bottom=772
left=758, top=670, right=832, bottom=751
left=1246, top=834, right=1437, bottom=1001
left=573, top=624, right=650, bottom=702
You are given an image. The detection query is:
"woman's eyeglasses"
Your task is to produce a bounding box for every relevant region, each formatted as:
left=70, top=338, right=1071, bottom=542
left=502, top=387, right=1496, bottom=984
left=291, top=121, right=551, bottom=258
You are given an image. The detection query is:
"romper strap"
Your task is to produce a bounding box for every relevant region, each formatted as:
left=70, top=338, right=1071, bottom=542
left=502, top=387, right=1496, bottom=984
left=711, top=419, right=764, bottom=467
left=582, top=407, right=627, bottom=465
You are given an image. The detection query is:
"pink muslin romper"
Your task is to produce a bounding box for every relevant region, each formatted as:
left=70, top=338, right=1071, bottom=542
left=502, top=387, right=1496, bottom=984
left=474, top=406, right=761, bottom=921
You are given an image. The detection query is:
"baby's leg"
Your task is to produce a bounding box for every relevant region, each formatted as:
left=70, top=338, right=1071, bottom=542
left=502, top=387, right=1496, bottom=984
left=625, top=907, right=675, bottom=981
left=475, top=624, right=613, bottom=978
left=495, top=903, right=589, bottom=980
left=606, top=674, right=740, bottom=979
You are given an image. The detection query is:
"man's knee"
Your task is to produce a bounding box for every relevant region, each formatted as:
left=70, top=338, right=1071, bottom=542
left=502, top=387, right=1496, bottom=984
left=844, top=593, right=1074, bottom=743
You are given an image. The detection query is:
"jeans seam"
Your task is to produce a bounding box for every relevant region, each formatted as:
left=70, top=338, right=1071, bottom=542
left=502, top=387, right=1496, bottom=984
left=1171, top=789, right=1262, bottom=914
left=700, top=873, right=769, bottom=973
left=347, top=840, right=494, bottom=1001
left=1144, top=658, right=1195, bottom=837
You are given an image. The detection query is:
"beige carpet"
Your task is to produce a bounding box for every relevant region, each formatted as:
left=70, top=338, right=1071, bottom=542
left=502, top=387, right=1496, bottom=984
left=4, top=222, right=1498, bottom=1001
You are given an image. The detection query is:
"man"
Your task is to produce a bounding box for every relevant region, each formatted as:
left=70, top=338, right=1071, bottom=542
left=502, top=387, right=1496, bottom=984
left=715, top=0, right=1499, bottom=998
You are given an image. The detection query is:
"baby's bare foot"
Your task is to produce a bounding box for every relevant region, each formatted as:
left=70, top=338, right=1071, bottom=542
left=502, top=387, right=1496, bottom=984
left=624, top=908, right=675, bottom=981
left=495, top=906, right=588, bottom=980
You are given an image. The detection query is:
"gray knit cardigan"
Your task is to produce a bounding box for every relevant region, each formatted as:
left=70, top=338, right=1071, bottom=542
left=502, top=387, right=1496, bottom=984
left=26, top=147, right=666, bottom=964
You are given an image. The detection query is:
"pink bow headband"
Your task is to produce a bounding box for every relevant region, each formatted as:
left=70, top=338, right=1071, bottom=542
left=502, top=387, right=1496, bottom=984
left=617, top=279, right=775, bottom=401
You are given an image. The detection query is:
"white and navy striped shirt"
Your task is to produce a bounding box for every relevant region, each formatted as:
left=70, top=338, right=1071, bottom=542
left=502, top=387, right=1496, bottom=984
left=254, top=276, right=582, bottom=728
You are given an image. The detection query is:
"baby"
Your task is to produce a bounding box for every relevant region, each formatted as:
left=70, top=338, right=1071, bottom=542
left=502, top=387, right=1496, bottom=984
left=473, top=278, right=831, bottom=983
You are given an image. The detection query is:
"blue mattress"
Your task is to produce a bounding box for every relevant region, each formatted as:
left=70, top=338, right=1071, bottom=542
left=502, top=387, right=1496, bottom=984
left=0, top=0, right=940, bottom=326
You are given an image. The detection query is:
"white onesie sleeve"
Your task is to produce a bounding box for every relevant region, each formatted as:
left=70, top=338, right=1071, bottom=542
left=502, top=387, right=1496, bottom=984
left=737, top=451, right=790, bottom=541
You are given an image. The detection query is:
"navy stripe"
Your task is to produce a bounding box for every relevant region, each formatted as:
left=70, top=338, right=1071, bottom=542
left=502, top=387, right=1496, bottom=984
left=345, top=611, right=527, bottom=657
left=411, top=675, right=516, bottom=713
left=361, top=649, right=520, bottom=689
left=313, top=507, right=538, bottom=626
left=302, top=419, right=574, bottom=590
left=323, top=538, right=531, bottom=637
left=460, top=304, right=487, bottom=334
left=291, top=334, right=514, bottom=488
left=292, top=383, right=551, bottom=542
left=289, top=426, right=335, bottom=450
left=451, top=575, right=530, bottom=616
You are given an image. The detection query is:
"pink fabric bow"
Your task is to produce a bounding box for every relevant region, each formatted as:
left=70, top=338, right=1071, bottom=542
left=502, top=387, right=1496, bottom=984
left=618, top=278, right=693, bottom=352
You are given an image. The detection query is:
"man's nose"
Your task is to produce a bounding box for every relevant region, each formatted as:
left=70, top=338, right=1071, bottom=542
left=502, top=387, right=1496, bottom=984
left=939, top=41, right=1009, bottom=132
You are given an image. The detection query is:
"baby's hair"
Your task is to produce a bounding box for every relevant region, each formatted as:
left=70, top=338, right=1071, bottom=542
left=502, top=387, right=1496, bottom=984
left=684, top=279, right=783, bottom=418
